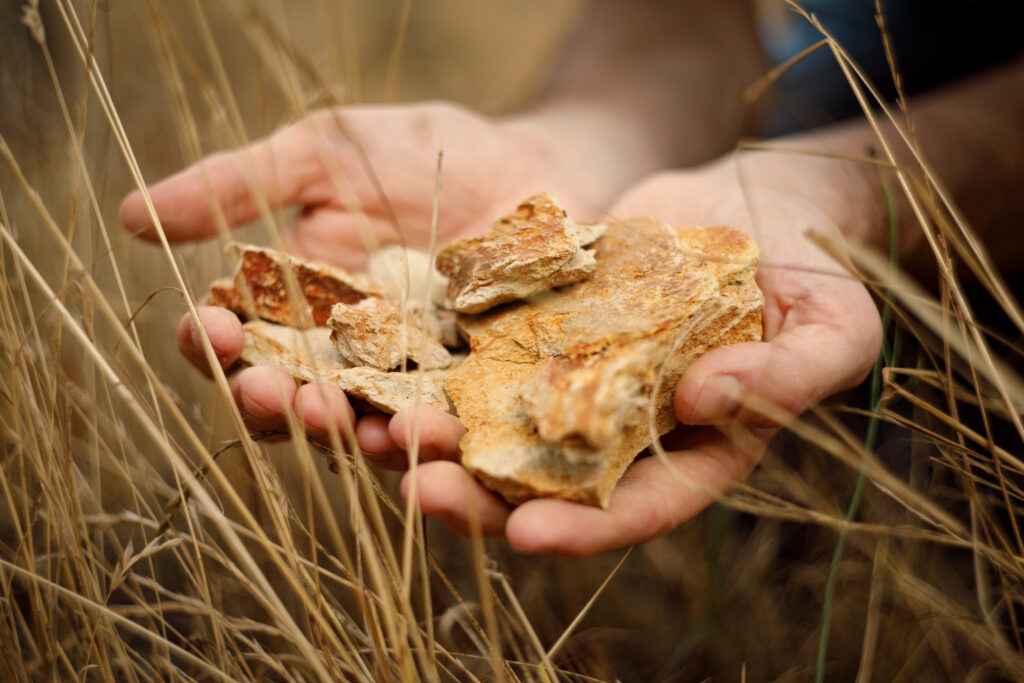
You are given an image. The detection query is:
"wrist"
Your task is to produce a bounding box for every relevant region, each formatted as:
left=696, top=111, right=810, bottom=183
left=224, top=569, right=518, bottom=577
left=721, top=125, right=916, bottom=256
left=499, top=101, right=675, bottom=204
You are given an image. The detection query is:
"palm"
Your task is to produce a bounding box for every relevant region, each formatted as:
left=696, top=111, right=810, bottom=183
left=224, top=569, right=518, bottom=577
left=400, top=166, right=883, bottom=556
left=121, top=103, right=597, bottom=269
left=487, top=167, right=884, bottom=554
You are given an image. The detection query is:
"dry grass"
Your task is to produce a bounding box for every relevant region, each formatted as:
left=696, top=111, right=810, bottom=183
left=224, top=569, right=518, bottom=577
left=2, top=1, right=1023, bottom=681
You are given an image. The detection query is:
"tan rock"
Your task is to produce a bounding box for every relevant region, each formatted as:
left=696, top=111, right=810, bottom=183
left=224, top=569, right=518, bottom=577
left=435, top=193, right=606, bottom=314
left=226, top=243, right=381, bottom=327
left=336, top=367, right=452, bottom=414
left=327, top=299, right=452, bottom=371
left=205, top=277, right=242, bottom=310
left=240, top=321, right=348, bottom=383
left=446, top=219, right=763, bottom=508
left=367, top=245, right=465, bottom=350
left=240, top=320, right=454, bottom=416
left=367, top=245, right=449, bottom=308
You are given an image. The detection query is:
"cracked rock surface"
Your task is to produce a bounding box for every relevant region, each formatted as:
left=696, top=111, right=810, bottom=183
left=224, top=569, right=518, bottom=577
left=223, top=243, right=381, bottom=327
left=435, top=193, right=606, bottom=314
left=446, top=219, right=763, bottom=508
left=335, top=366, right=452, bottom=414
left=221, top=243, right=458, bottom=415
left=240, top=321, right=347, bottom=383
left=327, top=298, right=452, bottom=371
left=205, top=200, right=762, bottom=509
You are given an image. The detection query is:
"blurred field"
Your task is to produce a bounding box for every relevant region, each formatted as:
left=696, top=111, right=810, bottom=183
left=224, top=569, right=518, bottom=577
left=3, top=1, right=1024, bottom=681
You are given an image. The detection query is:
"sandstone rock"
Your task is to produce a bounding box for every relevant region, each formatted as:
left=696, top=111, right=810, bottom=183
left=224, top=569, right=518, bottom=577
left=240, top=320, right=454, bottom=415
left=336, top=367, right=452, bottom=414
left=327, top=299, right=452, bottom=371
left=205, top=277, right=242, bottom=310
left=446, top=219, right=763, bottom=508
left=367, top=245, right=449, bottom=308
left=435, top=193, right=606, bottom=314
left=226, top=243, right=381, bottom=327
left=366, top=245, right=465, bottom=350
left=212, top=207, right=761, bottom=509
left=240, top=321, right=347, bottom=383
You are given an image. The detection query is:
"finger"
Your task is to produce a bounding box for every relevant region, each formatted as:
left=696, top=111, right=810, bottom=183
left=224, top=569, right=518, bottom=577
left=229, top=365, right=298, bottom=432
left=120, top=118, right=329, bottom=242
left=293, top=382, right=355, bottom=441
left=176, top=306, right=244, bottom=376
left=355, top=413, right=407, bottom=470
left=389, top=406, right=465, bottom=465
left=677, top=313, right=880, bottom=428
left=505, top=431, right=768, bottom=556
left=400, top=461, right=510, bottom=536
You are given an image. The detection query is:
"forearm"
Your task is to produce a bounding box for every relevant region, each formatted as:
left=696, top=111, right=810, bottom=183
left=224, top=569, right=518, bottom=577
left=507, top=0, right=763, bottom=182
left=751, top=57, right=1024, bottom=269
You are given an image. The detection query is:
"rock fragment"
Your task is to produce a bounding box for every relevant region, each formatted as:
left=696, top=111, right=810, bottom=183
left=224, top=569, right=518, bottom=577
left=207, top=204, right=762, bottom=509
left=446, top=219, right=763, bottom=508
left=205, top=277, right=242, bottom=310
left=226, top=243, right=381, bottom=327
left=336, top=367, right=451, bottom=414
left=435, top=193, right=606, bottom=314
left=239, top=320, right=454, bottom=415
left=327, top=299, right=452, bottom=371
left=367, top=245, right=449, bottom=308
left=240, top=321, right=347, bottom=383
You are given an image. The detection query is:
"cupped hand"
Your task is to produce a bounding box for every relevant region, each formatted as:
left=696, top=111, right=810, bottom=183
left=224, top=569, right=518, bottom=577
left=396, top=156, right=884, bottom=554
left=120, top=102, right=620, bottom=264
left=123, top=102, right=636, bottom=484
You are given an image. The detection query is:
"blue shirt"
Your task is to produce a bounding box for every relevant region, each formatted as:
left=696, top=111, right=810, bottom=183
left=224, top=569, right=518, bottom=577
left=761, top=1, right=1023, bottom=136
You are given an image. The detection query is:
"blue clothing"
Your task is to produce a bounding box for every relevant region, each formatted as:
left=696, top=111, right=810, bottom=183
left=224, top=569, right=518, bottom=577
left=761, top=1, right=1023, bottom=136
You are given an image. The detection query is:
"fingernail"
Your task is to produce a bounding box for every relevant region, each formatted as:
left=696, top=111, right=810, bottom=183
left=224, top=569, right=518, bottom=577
left=689, top=375, right=743, bottom=424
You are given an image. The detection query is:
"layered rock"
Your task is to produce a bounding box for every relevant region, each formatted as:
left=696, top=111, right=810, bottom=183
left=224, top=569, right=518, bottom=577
left=327, top=298, right=452, bottom=371
left=239, top=320, right=454, bottom=415
left=205, top=277, right=243, bottom=310
left=240, top=321, right=346, bottom=383
left=435, top=194, right=606, bottom=313
left=365, top=245, right=463, bottom=349
left=367, top=245, right=448, bottom=308
left=446, top=219, right=762, bottom=508
left=205, top=201, right=762, bottom=509
left=335, top=366, right=452, bottom=414
left=223, top=243, right=381, bottom=327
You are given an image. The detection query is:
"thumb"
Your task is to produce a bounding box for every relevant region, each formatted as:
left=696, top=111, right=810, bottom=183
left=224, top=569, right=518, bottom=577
left=676, top=321, right=880, bottom=427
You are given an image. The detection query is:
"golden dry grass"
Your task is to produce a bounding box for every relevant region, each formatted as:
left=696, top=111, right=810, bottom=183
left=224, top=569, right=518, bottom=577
left=2, top=1, right=1024, bottom=681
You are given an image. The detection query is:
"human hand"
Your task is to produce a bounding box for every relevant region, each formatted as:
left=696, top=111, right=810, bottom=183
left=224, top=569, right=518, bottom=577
left=393, top=155, right=883, bottom=554
left=121, top=102, right=651, bottom=478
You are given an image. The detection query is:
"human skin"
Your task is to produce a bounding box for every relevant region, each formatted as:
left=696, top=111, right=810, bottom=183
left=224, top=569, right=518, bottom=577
left=121, top=1, right=1024, bottom=553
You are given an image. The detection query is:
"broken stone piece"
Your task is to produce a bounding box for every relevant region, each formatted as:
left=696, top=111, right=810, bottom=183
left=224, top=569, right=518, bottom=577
left=226, top=243, right=381, bottom=327
left=435, top=193, right=606, bottom=314
left=239, top=320, right=454, bottom=415
left=446, top=219, right=763, bottom=508
left=367, top=245, right=464, bottom=350
left=205, top=277, right=242, bottom=310
left=240, top=321, right=348, bottom=383
left=367, top=245, right=449, bottom=308
left=327, top=299, right=452, bottom=371
left=336, top=367, right=451, bottom=414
